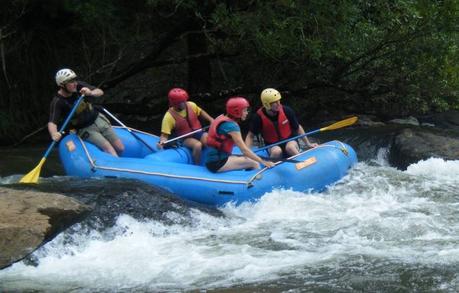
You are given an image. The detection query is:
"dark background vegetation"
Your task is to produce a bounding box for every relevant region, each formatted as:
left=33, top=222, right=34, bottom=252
left=1, top=0, right=458, bottom=145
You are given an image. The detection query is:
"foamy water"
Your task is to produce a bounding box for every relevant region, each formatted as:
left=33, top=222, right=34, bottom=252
left=1, top=157, right=458, bottom=291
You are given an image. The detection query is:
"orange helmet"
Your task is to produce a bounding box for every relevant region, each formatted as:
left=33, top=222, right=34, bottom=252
left=168, top=88, right=189, bottom=107
left=226, top=97, right=250, bottom=118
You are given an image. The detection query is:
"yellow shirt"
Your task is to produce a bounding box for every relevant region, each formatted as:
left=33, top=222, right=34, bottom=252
left=160, top=101, right=202, bottom=135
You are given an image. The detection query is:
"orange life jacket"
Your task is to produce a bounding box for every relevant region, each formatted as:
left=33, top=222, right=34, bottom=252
left=168, top=102, right=202, bottom=136
left=206, top=115, right=236, bottom=154
left=257, top=105, right=292, bottom=144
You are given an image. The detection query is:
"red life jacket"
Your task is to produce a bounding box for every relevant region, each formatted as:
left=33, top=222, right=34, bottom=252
left=257, top=105, right=292, bottom=144
left=206, top=115, right=236, bottom=154
left=168, top=102, right=202, bottom=136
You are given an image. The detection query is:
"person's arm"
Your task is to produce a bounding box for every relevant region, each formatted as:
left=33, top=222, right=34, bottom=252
left=80, top=87, right=103, bottom=97
left=157, top=113, right=174, bottom=148
left=284, top=106, right=318, bottom=148
left=48, top=122, right=62, bottom=142
left=245, top=131, right=255, bottom=148
left=78, top=81, right=103, bottom=97
left=199, top=109, right=214, bottom=125
left=297, top=125, right=318, bottom=148
left=229, top=131, right=275, bottom=168
left=245, top=113, right=261, bottom=148
left=157, top=133, right=169, bottom=148
left=48, top=97, right=63, bottom=141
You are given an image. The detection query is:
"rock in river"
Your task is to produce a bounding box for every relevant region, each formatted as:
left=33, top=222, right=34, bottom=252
left=0, top=187, right=91, bottom=270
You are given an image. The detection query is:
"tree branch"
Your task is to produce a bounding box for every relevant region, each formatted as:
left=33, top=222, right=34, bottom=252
left=101, top=19, right=195, bottom=89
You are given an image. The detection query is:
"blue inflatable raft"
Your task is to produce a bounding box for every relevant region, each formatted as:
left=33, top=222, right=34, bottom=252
left=58, top=127, right=357, bottom=206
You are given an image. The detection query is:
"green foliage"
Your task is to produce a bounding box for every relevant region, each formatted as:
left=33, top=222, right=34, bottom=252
left=208, top=0, right=459, bottom=115
left=1, top=0, right=458, bottom=144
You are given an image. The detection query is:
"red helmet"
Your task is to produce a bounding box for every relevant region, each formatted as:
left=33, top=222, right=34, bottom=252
left=226, top=97, right=250, bottom=118
left=168, top=88, right=189, bottom=107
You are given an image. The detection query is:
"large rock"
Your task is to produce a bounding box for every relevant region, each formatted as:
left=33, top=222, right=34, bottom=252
left=417, top=110, right=459, bottom=132
left=0, top=187, right=91, bottom=269
left=389, top=127, right=459, bottom=170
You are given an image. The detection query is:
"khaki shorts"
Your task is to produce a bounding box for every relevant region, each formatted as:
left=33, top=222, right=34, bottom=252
left=78, top=114, right=119, bottom=148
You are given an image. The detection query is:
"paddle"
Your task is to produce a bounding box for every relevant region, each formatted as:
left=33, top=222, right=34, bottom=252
left=101, top=107, right=155, bottom=152
left=255, top=116, right=358, bottom=152
left=235, top=154, right=301, bottom=163
left=160, top=125, right=210, bottom=146
left=20, top=95, right=85, bottom=183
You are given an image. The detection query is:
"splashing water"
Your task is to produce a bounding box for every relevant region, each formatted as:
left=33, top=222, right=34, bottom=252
left=1, top=158, right=458, bottom=292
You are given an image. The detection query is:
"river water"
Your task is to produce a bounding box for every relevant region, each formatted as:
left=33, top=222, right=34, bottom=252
left=0, top=129, right=458, bottom=292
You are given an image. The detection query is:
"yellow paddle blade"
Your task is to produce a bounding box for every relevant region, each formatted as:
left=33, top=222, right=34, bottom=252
left=320, top=116, right=358, bottom=132
left=19, top=158, right=46, bottom=184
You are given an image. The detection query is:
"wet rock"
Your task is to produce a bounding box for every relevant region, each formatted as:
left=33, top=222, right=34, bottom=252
left=417, top=110, right=459, bottom=133
left=389, top=127, right=459, bottom=170
left=357, top=115, right=386, bottom=127
left=389, top=116, right=420, bottom=126
left=0, top=187, right=91, bottom=270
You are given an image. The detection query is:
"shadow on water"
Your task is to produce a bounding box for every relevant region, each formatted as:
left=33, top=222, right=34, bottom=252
left=0, top=144, right=64, bottom=177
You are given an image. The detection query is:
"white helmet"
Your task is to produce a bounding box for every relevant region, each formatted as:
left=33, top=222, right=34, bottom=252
left=55, top=68, right=77, bottom=86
